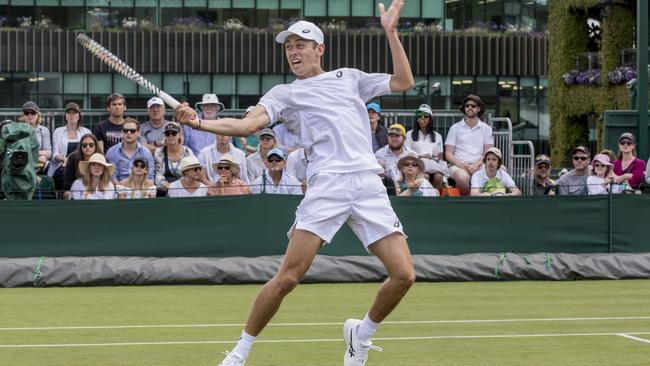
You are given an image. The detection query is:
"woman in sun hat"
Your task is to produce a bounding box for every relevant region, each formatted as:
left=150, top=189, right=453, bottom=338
left=587, top=153, right=618, bottom=195
left=395, top=154, right=438, bottom=197
left=208, top=155, right=251, bottom=196
left=69, top=153, right=116, bottom=200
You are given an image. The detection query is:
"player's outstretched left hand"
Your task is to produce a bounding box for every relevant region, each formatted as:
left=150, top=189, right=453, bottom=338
left=379, top=0, right=404, bottom=33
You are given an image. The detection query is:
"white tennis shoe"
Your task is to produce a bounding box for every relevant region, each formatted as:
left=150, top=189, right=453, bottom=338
left=343, top=319, right=382, bottom=366
left=218, top=351, right=246, bottom=366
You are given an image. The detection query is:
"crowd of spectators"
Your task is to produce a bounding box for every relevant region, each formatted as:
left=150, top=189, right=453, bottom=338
left=1, top=92, right=648, bottom=200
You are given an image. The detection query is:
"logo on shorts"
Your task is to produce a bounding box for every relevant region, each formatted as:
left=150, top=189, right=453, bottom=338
left=393, top=220, right=401, bottom=227
left=336, top=71, right=343, bottom=78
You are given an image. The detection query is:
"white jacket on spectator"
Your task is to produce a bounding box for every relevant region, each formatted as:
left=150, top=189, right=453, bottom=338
left=48, top=125, right=92, bottom=176
left=251, top=170, right=302, bottom=195
left=198, top=143, right=249, bottom=184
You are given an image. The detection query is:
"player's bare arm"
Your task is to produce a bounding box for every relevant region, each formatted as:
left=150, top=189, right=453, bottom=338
left=381, top=0, right=414, bottom=92
left=175, top=103, right=271, bottom=137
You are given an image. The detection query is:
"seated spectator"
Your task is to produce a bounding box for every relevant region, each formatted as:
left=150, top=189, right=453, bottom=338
left=20, top=101, right=51, bottom=173
left=48, top=103, right=92, bottom=190
left=470, top=147, right=521, bottom=196
left=247, top=128, right=277, bottom=182
left=105, top=118, right=155, bottom=183
left=533, top=154, right=557, bottom=195
left=167, top=156, right=209, bottom=198
left=367, top=102, right=388, bottom=153
left=395, top=154, right=438, bottom=197
left=208, top=155, right=251, bottom=196
left=405, top=104, right=448, bottom=189
left=587, top=154, right=618, bottom=195
left=183, top=93, right=224, bottom=155
left=154, top=122, right=194, bottom=197
left=445, top=94, right=494, bottom=195
left=286, top=147, right=308, bottom=193
left=139, top=97, right=172, bottom=155
left=251, top=148, right=302, bottom=195
left=233, top=106, right=259, bottom=156
left=63, top=134, right=100, bottom=199
left=374, top=124, right=414, bottom=182
left=612, top=132, right=646, bottom=191
left=117, top=157, right=157, bottom=199
left=198, top=132, right=249, bottom=184
left=557, top=146, right=591, bottom=195
left=70, top=153, right=116, bottom=200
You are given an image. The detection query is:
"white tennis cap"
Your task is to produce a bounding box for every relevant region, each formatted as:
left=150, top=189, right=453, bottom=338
left=275, top=20, right=324, bottom=45
left=147, top=96, right=164, bottom=109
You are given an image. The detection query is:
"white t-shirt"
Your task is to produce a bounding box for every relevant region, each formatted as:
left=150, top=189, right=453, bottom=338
left=197, top=143, right=249, bottom=184
left=470, top=166, right=517, bottom=191
left=404, top=130, right=443, bottom=158
left=286, top=148, right=308, bottom=182
left=374, top=145, right=415, bottom=183
left=70, top=179, right=116, bottom=200
left=251, top=170, right=303, bottom=195
left=259, top=68, right=391, bottom=180
left=167, top=180, right=209, bottom=197
left=445, top=119, right=494, bottom=165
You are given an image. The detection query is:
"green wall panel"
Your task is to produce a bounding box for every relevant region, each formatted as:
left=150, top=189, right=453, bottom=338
left=328, top=0, right=350, bottom=17
left=237, top=74, right=260, bottom=95
left=208, top=0, right=230, bottom=8
left=88, top=74, right=111, bottom=94
left=422, top=0, right=444, bottom=19
left=232, top=0, right=253, bottom=8
left=188, top=74, right=211, bottom=95
left=401, top=0, right=420, bottom=18
left=304, top=0, right=326, bottom=16
left=63, top=73, right=87, bottom=94
left=280, top=0, right=301, bottom=9
left=214, top=74, right=235, bottom=94
left=258, top=0, right=279, bottom=9
left=352, top=0, right=373, bottom=17
left=163, top=74, right=185, bottom=94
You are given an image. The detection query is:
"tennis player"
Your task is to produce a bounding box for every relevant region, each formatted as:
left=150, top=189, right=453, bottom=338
left=175, top=1, right=415, bottom=365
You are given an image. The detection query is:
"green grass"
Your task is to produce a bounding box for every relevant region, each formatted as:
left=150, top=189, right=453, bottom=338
left=1, top=280, right=650, bottom=365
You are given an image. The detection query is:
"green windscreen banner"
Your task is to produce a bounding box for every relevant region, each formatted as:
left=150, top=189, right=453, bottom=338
left=0, top=195, right=647, bottom=258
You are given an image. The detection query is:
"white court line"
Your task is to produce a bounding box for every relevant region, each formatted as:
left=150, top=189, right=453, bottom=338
left=617, top=333, right=650, bottom=344
left=2, top=316, right=650, bottom=332
left=2, top=331, right=650, bottom=349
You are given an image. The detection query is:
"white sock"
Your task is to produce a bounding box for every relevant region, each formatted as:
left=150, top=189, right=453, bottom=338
left=232, top=330, right=256, bottom=359
left=356, top=313, right=379, bottom=343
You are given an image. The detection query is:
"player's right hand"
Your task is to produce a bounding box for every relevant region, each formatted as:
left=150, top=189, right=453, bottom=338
left=174, top=103, right=198, bottom=126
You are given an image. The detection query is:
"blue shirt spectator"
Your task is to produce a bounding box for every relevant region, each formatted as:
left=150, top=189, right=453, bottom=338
left=106, top=142, right=155, bottom=182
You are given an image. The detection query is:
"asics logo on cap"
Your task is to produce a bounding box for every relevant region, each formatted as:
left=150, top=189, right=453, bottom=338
left=302, top=29, right=310, bottom=33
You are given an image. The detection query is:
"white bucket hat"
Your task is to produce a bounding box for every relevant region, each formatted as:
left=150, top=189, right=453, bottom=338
left=275, top=20, right=324, bottom=45
left=78, top=153, right=115, bottom=177
left=195, top=93, right=225, bottom=112
left=179, top=156, right=203, bottom=173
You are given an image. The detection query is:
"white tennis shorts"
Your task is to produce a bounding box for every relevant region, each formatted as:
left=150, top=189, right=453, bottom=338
left=287, top=170, right=405, bottom=249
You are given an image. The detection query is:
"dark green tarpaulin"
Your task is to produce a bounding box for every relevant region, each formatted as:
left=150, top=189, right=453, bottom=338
left=0, top=194, right=647, bottom=258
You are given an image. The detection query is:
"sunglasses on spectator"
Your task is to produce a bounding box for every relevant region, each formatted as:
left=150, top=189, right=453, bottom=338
left=464, top=103, right=478, bottom=109
left=191, top=167, right=202, bottom=172
left=267, top=157, right=283, bottom=163
left=536, top=164, right=550, bottom=170
left=416, top=113, right=430, bottom=118
left=23, top=110, right=37, bottom=115
left=593, top=163, right=606, bottom=168
left=123, top=128, right=138, bottom=134
left=259, top=136, right=274, bottom=141
left=133, top=162, right=147, bottom=169
left=403, top=162, right=419, bottom=167
left=619, top=140, right=633, bottom=146
left=573, top=156, right=589, bottom=161
left=164, top=131, right=178, bottom=137
left=216, top=165, right=231, bottom=170
left=81, top=143, right=95, bottom=148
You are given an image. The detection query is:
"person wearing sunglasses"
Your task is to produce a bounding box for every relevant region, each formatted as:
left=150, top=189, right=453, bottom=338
left=587, top=154, right=618, bottom=195
left=167, top=156, right=209, bottom=198
left=444, top=94, right=494, bottom=196
left=197, top=132, right=249, bottom=185
left=612, top=132, right=645, bottom=191
left=49, top=102, right=92, bottom=189
left=153, top=122, right=195, bottom=197
left=62, top=134, right=100, bottom=199
left=470, top=147, right=521, bottom=197
left=246, top=127, right=278, bottom=182
left=208, top=155, right=251, bottom=196
left=395, top=154, right=438, bottom=197
left=251, top=148, right=302, bottom=195
left=93, top=93, right=127, bottom=153
left=367, top=102, right=388, bottom=153
left=533, top=154, right=557, bottom=195
left=140, top=97, right=172, bottom=155
left=558, top=145, right=591, bottom=195
left=116, top=157, right=156, bottom=199
left=69, top=153, right=116, bottom=200
left=105, top=118, right=154, bottom=184
left=404, top=104, right=447, bottom=190
left=19, top=101, right=51, bottom=173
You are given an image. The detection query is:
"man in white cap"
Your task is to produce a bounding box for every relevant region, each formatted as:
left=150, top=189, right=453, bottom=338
left=183, top=93, right=225, bottom=155
left=176, top=2, right=414, bottom=365
left=140, top=97, right=172, bottom=155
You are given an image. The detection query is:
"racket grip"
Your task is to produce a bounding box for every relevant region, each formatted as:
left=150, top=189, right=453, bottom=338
left=158, top=91, right=181, bottom=109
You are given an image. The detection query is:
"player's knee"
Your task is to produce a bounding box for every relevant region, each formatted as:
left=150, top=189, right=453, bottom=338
left=393, top=269, right=415, bottom=290
left=273, top=275, right=300, bottom=296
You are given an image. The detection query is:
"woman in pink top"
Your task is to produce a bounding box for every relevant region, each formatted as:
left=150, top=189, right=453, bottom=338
left=208, top=155, right=251, bottom=196
left=613, top=132, right=646, bottom=190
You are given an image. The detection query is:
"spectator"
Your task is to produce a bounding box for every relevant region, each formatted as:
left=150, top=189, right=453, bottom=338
left=470, top=147, right=521, bottom=196
left=167, top=156, right=209, bottom=198
left=139, top=97, right=171, bottom=155
left=273, top=121, right=301, bottom=154
left=93, top=93, right=127, bottom=153
left=533, top=154, right=556, bottom=195
left=183, top=93, right=224, bottom=155
left=233, top=106, right=259, bottom=156
left=404, top=104, right=447, bottom=189
left=198, top=133, right=249, bottom=184
left=208, top=155, right=251, bottom=196
left=116, top=157, right=157, bottom=199
left=251, top=148, right=302, bottom=195
left=48, top=102, right=92, bottom=188
left=246, top=127, right=277, bottom=182
left=612, top=132, right=646, bottom=191
left=286, top=147, right=308, bottom=193
left=557, top=145, right=591, bottom=195
left=445, top=94, right=494, bottom=195
left=105, top=118, right=155, bottom=183
left=153, top=122, right=194, bottom=197
left=63, top=134, right=99, bottom=199
left=374, top=123, right=414, bottom=182
left=395, top=154, right=438, bottom=197
left=19, top=101, right=51, bottom=173
left=70, top=153, right=116, bottom=200
left=367, top=102, right=388, bottom=152
left=587, top=154, right=617, bottom=195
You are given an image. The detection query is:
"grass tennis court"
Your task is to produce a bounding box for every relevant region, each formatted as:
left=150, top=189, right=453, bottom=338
left=1, top=280, right=650, bottom=365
